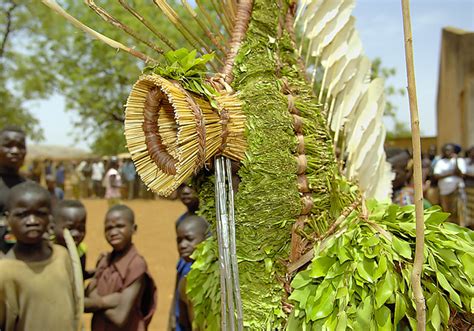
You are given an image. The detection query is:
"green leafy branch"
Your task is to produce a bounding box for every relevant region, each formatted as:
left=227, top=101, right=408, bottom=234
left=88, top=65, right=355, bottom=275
left=144, top=48, right=218, bottom=106
left=288, top=202, right=474, bottom=331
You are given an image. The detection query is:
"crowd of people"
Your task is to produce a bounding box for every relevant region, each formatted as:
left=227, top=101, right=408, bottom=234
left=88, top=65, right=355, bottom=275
left=0, top=126, right=206, bottom=330
left=1, top=123, right=474, bottom=331
left=22, top=155, right=158, bottom=203
left=388, top=143, right=474, bottom=228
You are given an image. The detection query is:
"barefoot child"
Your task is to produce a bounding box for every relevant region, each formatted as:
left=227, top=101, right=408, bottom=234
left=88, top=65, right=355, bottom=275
left=85, top=204, right=156, bottom=331
left=172, top=215, right=210, bottom=331
left=0, top=182, right=77, bottom=331
left=54, top=199, right=93, bottom=279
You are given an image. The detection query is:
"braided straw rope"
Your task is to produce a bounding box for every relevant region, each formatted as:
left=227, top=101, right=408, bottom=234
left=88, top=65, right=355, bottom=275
left=125, top=74, right=246, bottom=196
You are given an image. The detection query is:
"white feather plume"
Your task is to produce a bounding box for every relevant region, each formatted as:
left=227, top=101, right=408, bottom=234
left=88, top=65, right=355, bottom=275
left=297, top=0, right=393, bottom=200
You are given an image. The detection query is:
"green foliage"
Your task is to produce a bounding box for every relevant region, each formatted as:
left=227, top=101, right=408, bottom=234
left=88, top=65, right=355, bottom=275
left=89, top=125, right=127, bottom=156
left=0, top=77, right=43, bottom=140
left=1, top=1, right=216, bottom=154
left=145, top=48, right=218, bottom=105
left=189, top=0, right=341, bottom=328
left=288, top=202, right=474, bottom=330
left=186, top=237, right=221, bottom=330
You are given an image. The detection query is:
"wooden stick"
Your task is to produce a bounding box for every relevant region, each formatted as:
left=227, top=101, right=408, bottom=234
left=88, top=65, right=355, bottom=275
left=117, top=0, right=177, bottom=50
left=85, top=0, right=164, bottom=54
left=41, top=0, right=157, bottom=64
left=181, top=0, right=226, bottom=53
left=401, top=1, right=426, bottom=329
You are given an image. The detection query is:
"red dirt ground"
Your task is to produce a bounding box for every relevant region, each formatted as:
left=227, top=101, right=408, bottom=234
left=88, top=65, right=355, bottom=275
left=81, top=198, right=185, bottom=331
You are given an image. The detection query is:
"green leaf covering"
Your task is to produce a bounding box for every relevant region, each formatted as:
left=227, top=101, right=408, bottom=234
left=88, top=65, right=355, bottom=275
left=288, top=203, right=474, bottom=330
left=144, top=48, right=218, bottom=103
left=179, top=0, right=474, bottom=329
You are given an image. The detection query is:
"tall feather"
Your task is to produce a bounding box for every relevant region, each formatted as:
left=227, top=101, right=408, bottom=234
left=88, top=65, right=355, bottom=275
left=297, top=0, right=392, bottom=200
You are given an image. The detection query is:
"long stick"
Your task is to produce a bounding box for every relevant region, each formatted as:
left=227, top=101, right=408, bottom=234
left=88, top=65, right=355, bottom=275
left=217, top=157, right=236, bottom=331
left=401, top=1, right=426, bottom=329
left=225, top=158, right=244, bottom=331
left=85, top=0, right=164, bottom=54
left=214, top=158, right=228, bottom=331
left=41, top=0, right=157, bottom=64
left=117, top=0, right=177, bottom=51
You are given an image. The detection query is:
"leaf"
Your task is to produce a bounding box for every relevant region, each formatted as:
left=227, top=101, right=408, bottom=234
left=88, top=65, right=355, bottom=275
left=460, top=253, right=474, bottom=282
left=392, top=236, right=412, bottom=259
left=394, top=293, right=407, bottom=326
left=373, top=255, right=388, bottom=280
left=356, top=258, right=377, bottom=283
left=428, top=253, right=438, bottom=272
left=436, top=271, right=462, bottom=306
left=375, top=273, right=395, bottom=308
left=289, top=288, right=311, bottom=308
left=431, top=304, right=441, bottom=330
left=292, top=269, right=312, bottom=289
left=337, top=247, right=352, bottom=263
left=375, top=305, right=392, bottom=331
left=335, top=311, right=347, bottom=331
left=309, top=256, right=336, bottom=278
left=438, top=294, right=450, bottom=324
left=436, top=248, right=459, bottom=267
left=308, top=285, right=336, bottom=321
left=355, top=296, right=373, bottom=329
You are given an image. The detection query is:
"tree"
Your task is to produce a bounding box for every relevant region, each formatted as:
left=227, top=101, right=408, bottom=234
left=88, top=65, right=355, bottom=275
left=1, top=0, right=215, bottom=153
left=0, top=1, right=43, bottom=140
left=371, top=57, right=412, bottom=138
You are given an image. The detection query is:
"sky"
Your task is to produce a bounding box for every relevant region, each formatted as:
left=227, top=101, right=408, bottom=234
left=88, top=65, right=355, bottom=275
left=30, top=0, right=474, bottom=150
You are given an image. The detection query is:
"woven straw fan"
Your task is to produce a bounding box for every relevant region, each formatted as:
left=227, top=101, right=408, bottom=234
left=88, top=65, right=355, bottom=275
left=124, top=74, right=246, bottom=196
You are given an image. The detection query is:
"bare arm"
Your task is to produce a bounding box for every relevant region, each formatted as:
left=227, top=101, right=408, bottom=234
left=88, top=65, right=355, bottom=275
left=103, top=275, right=144, bottom=328
left=84, top=287, right=121, bottom=313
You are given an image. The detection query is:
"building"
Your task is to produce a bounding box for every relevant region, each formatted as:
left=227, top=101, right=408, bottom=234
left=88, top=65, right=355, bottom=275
left=437, top=27, right=474, bottom=150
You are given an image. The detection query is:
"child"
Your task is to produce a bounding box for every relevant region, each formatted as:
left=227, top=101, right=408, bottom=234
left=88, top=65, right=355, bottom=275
left=172, top=215, right=210, bottom=331
left=85, top=204, right=156, bottom=331
left=0, top=182, right=77, bottom=331
left=176, top=183, right=200, bottom=226
left=45, top=174, right=65, bottom=205
left=54, top=199, right=93, bottom=279
left=0, top=126, right=27, bottom=255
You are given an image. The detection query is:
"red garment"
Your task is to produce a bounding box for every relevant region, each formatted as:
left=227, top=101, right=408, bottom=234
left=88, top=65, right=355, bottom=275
left=91, top=245, right=157, bottom=331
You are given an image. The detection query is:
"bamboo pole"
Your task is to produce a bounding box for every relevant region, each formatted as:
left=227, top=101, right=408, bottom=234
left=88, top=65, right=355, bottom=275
left=400, top=1, right=426, bottom=329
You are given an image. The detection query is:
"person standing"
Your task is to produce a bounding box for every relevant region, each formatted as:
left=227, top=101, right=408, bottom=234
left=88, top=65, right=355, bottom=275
left=104, top=157, right=122, bottom=207
left=92, top=158, right=105, bottom=198
left=433, top=143, right=466, bottom=224
left=55, top=161, right=66, bottom=191
left=464, top=146, right=474, bottom=229
left=0, top=126, right=27, bottom=255
left=28, top=159, right=42, bottom=183
left=82, top=160, right=93, bottom=198
left=121, top=158, right=137, bottom=200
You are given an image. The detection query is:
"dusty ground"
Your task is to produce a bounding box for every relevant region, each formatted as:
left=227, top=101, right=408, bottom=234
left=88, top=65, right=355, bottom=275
left=81, top=198, right=185, bottom=331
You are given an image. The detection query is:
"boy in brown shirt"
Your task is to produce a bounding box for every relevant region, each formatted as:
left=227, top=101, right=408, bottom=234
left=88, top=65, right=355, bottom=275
left=0, top=182, right=77, bottom=331
left=85, top=204, right=157, bottom=331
